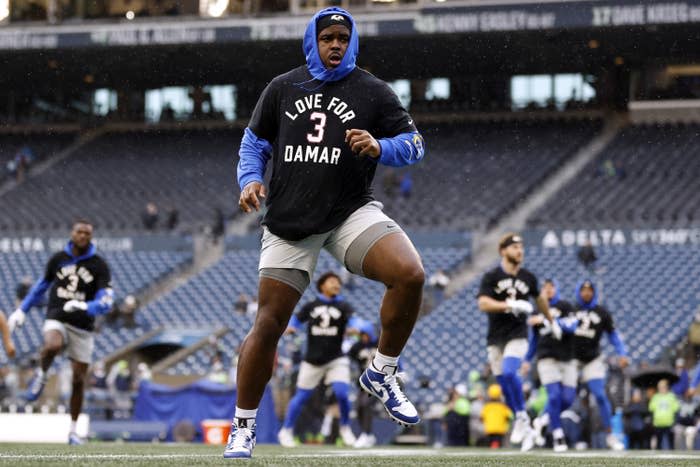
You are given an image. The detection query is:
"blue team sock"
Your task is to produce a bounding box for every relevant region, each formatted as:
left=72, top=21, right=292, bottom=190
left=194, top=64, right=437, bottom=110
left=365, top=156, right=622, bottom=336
left=561, top=385, right=577, bottom=411
left=587, top=378, right=612, bottom=430
left=545, top=382, right=563, bottom=430
left=331, top=382, right=351, bottom=426
left=283, top=388, right=314, bottom=429
left=496, top=374, right=515, bottom=411
left=502, top=356, right=525, bottom=413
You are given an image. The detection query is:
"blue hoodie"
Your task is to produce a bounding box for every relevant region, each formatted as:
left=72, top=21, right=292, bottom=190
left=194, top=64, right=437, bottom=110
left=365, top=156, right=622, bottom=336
left=300, top=7, right=359, bottom=87
left=575, top=280, right=598, bottom=310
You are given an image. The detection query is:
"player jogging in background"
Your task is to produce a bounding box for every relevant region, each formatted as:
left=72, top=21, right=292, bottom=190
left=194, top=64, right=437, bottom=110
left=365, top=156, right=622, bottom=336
left=7, top=220, right=113, bottom=445
left=572, top=279, right=628, bottom=451
left=525, top=278, right=578, bottom=452
left=477, top=233, right=559, bottom=452
left=225, top=7, right=426, bottom=459
left=278, top=272, right=358, bottom=448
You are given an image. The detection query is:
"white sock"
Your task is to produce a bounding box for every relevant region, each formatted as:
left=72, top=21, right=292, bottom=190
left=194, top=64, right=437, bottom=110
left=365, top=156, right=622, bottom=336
left=235, top=407, right=257, bottom=422
left=372, top=351, right=399, bottom=374
left=70, top=420, right=78, bottom=433
left=552, top=427, right=564, bottom=439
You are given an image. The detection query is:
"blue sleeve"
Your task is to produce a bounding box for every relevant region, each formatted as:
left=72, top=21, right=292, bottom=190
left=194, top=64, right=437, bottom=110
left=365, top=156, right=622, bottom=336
left=608, top=330, right=627, bottom=356
left=86, top=288, right=114, bottom=317
left=558, top=316, right=579, bottom=334
left=237, top=127, right=273, bottom=190
left=525, top=329, right=538, bottom=362
left=347, top=316, right=363, bottom=330
left=691, top=365, right=700, bottom=389
left=20, top=278, right=51, bottom=312
left=377, top=131, right=425, bottom=167
left=288, top=314, right=303, bottom=331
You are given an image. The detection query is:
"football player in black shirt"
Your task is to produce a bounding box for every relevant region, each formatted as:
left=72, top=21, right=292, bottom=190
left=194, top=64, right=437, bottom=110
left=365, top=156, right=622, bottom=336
left=572, top=280, right=628, bottom=451
left=525, top=279, right=578, bottom=452
left=347, top=318, right=379, bottom=448
left=7, top=220, right=113, bottom=444
left=226, top=7, right=426, bottom=459
left=277, top=272, right=358, bottom=448
left=477, top=233, right=558, bottom=451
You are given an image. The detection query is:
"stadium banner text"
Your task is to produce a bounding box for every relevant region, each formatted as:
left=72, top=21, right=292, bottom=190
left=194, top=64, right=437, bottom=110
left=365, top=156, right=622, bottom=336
left=0, top=234, right=191, bottom=253
left=2, top=0, right=700, bottom=50
left=524, top=228, right=700, bottom=248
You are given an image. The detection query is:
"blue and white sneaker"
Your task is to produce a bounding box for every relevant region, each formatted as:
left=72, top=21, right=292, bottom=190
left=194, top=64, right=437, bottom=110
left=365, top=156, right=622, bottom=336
left=359, top=365, right=420, bottom=426
left=68, top=432, right=84, bottom=445
left=24, top=370, right=46, bottom=402
left=223, top=419, right=256, bottom=459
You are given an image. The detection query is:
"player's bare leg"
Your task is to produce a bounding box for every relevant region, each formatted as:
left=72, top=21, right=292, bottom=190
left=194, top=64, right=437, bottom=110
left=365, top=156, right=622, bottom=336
left=26, top=330, right=63, bottom=401
left=362, top=232, right=424, bottom=356
left=235, top=277, right=301, bottom=409
left=359, top=232, right=424, bottom=426
left=40, top=330, right=63, bottom=372
left=68, top=360, right=88, bottom=444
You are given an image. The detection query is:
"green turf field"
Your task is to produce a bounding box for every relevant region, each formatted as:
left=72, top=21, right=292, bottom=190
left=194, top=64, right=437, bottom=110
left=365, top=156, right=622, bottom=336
left=2, top=444, right=700, bottom=466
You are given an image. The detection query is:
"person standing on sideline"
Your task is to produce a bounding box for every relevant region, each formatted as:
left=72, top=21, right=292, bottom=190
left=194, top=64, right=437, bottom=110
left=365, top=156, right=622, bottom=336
left=224, top=7, right=426, bottom=459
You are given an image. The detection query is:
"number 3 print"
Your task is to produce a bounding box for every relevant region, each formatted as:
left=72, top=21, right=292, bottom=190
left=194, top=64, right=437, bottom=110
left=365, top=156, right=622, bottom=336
left=307, top=112, right=326, bottom=143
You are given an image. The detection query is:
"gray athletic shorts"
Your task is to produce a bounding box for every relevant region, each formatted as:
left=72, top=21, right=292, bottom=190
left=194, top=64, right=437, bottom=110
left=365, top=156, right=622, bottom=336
left=43, top=319, right=94, bottom=364
left=537, top=358, right=578, bottom=386
left=259, top=201, right=403, bottom=289
left=576, top=355, right=607, bottom=382
left=296, top=357, right=351, bottom=390
left=487, top=338, right=528, bottom=376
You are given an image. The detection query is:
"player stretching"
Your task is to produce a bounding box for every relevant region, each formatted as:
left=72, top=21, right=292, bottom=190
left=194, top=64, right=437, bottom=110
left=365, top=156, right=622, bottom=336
left=572, top=280, right=627, bottom=451
left=225, top=7, right=426, bottom=459
left=526, top=279, right=578, bottom=452
left=277, top=272, right=358, bottom=448
left=7, top=220, right=113, bottom=445
left=477, top=233, right=558, bottom=451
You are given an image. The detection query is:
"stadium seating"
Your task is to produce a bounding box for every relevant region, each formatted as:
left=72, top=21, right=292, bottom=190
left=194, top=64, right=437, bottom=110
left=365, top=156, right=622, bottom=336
left=0, top=128, right=241, bottom=232
left=377, top=119, right=600, bottom=231
left=0, top=250, right=193, bottom=366
left=0, top=132, right=77, bottom=185
left=0, top=119, right=600, bottom=234
left=527, top=123, right=700, bottom=228
left=400, top=243, right=700, bottom=407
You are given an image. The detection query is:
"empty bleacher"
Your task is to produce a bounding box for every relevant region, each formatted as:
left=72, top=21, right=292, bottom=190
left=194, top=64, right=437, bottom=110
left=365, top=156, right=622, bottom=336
left=378, top=119, right=600, bottom=231
left=0, top=128, right=241, bottom=233
left=0, top=132, right=77, bottom=185
left=527, top=122, right=700, bottom=228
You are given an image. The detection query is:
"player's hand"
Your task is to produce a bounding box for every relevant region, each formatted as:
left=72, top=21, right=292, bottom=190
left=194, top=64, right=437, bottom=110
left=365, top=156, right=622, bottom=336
left=618, top=355, right=629, bottom=369
left=7, top=308, right=26, bottom=332
left=506, top=299, right=533, bottom=316
left=520, top=361, right=531, bottom=375
left=4, top=340, right=15, bottom=359
left=527, top=315, right=544, bottom=326
left=345, top=129, right=380, bottom=158
left=550, top=319, right=563, bottom=340
left=63, top=300, right=88, bottom=313
left=239, top=181, right=267, bottom=214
